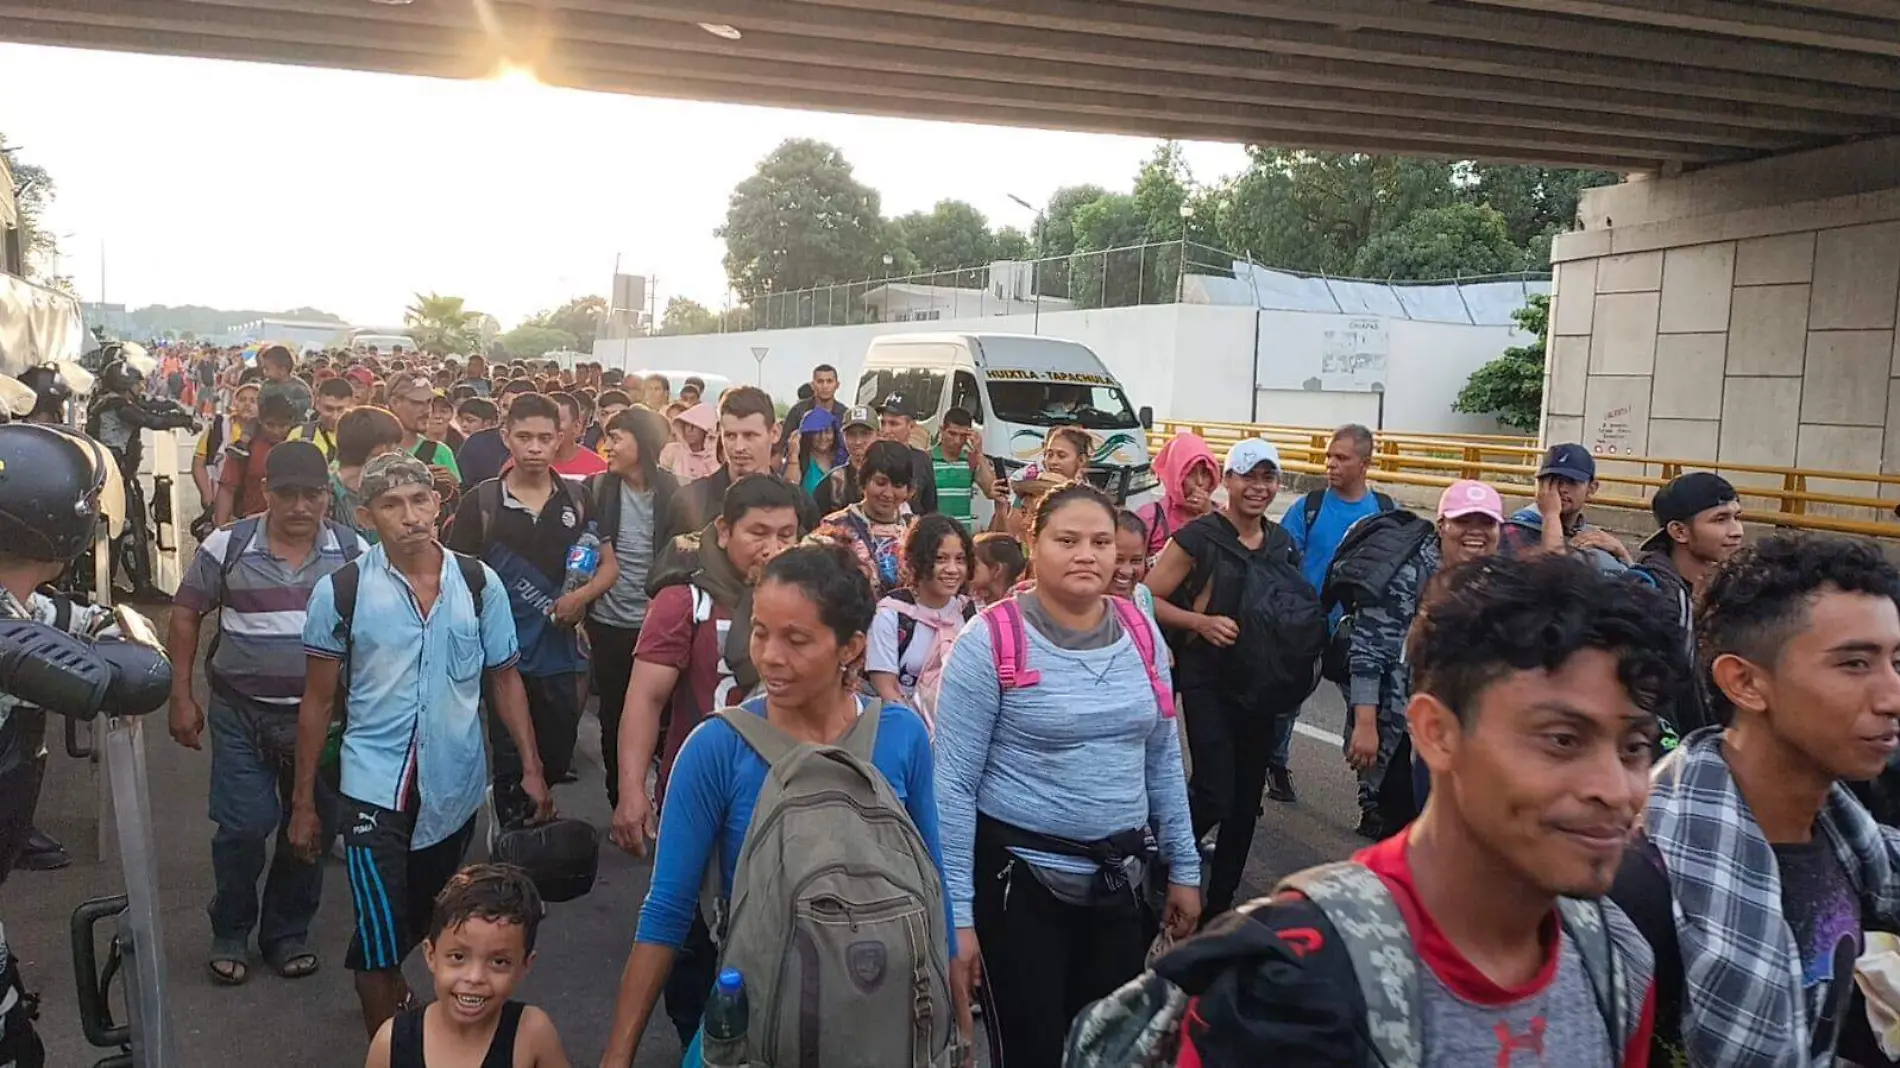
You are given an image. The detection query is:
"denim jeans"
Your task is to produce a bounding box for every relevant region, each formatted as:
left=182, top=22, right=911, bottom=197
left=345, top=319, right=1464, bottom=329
left=206, top=695, right=337, bottom=951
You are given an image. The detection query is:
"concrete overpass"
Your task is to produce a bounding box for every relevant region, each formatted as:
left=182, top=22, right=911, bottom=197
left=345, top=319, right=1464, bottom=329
left=2, top=0, right=1899, bottom=173
left=7, top=1, right=1900, bottom=494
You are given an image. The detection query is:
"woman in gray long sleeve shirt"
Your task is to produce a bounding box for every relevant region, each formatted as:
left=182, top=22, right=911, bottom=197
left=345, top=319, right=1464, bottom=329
left=934, top=483, right=1201, bottom=1068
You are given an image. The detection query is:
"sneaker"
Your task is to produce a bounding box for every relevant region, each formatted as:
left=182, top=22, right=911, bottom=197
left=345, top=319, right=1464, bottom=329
left=17, top=828, right=69, bottom=871
left=1354, top=811, right=1385, bottom=841
left=1266, top=767, right=1297, bottom=804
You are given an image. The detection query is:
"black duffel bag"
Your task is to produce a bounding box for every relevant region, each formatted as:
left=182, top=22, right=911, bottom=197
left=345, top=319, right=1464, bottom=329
left=492, top=818, right=601, bottom=904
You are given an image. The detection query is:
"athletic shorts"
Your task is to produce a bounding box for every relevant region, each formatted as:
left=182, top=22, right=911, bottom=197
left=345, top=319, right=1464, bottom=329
left=340, top=797, right=475, bottom=972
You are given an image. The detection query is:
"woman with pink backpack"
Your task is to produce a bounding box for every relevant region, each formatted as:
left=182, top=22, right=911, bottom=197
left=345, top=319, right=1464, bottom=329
left=866, top=515, right=977, bottom=731
left=933, top=482, right=1202, bottom=1068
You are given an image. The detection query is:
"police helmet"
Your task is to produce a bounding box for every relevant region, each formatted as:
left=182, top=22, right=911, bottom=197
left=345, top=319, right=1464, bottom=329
left=0, top=424, right=114, bottom=561
left=98, top=359, right=143, bottom=396
left=17, top=363, right=74, bottom=421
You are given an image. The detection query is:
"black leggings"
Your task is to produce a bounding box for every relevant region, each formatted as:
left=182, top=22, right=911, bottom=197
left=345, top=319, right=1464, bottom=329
left=972, top=816, right=1147, bottom=1068
left=1181, top=686, right=1283, bottom=916
left=588, top=622, right=641, bottom=809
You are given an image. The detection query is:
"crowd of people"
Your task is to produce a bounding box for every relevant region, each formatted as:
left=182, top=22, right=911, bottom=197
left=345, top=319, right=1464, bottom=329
left=5, top=338, right=1900, bottom=1068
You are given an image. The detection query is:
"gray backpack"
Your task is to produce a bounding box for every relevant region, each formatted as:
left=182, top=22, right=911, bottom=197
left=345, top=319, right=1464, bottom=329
left=703, top=704, right=961, bottom=1068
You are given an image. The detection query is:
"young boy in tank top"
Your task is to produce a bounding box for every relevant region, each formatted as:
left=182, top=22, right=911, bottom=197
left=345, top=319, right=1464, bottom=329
left=365, top=865, right=570, bottom=1068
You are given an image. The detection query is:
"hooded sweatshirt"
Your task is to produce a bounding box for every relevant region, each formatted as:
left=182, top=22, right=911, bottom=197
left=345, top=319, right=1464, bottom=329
left=1146, top=432, right=1220, bottom=557
left=659, top=402, right=719, bottom=483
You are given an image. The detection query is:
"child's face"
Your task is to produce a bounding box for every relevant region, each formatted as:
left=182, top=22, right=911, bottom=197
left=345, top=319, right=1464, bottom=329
left=1111, top=528, right=1148, bottom=598
left=971, top=559, right=1002, bottom=605
left=424, top=917, right=535, bottom=1024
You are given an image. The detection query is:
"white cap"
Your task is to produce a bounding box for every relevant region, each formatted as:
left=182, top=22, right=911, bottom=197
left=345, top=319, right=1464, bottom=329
left=1224, top=438, right=1281, bottom=475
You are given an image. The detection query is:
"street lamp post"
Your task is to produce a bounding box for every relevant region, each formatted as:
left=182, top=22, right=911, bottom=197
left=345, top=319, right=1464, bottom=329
left=1006, top=194, right=1045, bottom=335
left=1177, top=202, right=1194, bottom=304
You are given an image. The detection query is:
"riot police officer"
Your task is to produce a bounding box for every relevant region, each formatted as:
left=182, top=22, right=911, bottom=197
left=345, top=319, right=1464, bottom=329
left=84, top=359, right=197, bottom=600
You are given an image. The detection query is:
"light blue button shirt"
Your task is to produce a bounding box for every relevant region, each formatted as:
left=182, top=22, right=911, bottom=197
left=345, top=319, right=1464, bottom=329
left=303, top=544, right=519, bottom=849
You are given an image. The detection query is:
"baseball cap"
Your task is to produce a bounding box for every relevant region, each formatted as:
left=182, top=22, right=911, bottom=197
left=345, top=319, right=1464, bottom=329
left=1223, top=438, right=1281, bottom=475
left=842, top=405, right=877, bottom=431
left=358, top=452, right=433, bottom=503
left=876, top=392, right=920, bottom=419
left=264, top=441, right=330, bottom=492
left=345, top=367, right=374, bottom=387
left=1537, top=442, right=1596, bottom=484
left=390, top=373, right=436, bottom=400
left=1652, top=471, right=1738, bottom=529
left=1437, top=479, right=1505, bottom=522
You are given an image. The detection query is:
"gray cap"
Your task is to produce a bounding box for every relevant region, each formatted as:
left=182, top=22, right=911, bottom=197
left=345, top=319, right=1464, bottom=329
left=358, top=451, right=432, bottom=503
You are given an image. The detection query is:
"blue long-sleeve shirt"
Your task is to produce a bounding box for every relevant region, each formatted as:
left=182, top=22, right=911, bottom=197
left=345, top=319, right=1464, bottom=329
left=933, top=607, right=1201, bottom=929
left=634, top=697, right=951, bottom=950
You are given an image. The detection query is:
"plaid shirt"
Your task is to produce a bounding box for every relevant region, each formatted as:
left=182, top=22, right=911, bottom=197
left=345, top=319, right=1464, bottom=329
left=1647, top=727, right=1900, bottom=1067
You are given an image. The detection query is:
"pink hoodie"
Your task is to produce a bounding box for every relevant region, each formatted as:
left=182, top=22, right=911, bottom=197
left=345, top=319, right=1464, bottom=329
left=1145, top=432, right=1219, bottom=555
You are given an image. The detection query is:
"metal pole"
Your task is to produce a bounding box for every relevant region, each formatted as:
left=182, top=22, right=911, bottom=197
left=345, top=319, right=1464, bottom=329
left=1034, top=211, right=1044, bottom=334
left=1137, top=242, right=1147, bottom=306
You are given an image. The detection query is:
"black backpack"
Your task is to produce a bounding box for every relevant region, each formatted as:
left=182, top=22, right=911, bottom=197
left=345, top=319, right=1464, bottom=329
left=492, top=817, right=601, bottom=903
left=1300, top=488, right=1395, bottom=533
left=1318, top=510, right=1435, bottom=686
left=1204, top=523, right=1326, bottom=708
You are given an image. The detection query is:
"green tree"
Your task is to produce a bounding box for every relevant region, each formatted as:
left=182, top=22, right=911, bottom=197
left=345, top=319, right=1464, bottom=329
left=1, top=133, right=64, bottom=286
left=661, top=296, right=721, bottom=336
left=891, top=200, right=996, bottom=277
left=496, top=323, right=577, bottom=358
left=1351, top=203, right=1528, bottom=280
left=1460, top=165, right=1618, bottom=253
left=1454, top=294, right=1549, bottom=432
left=524, top=295, right=606, bottom=353
left=1067, top=194, right=1149, bottom=309
left=993, top=226, right=1032, bottom=261
left=1032, top=184, right=1110, bottom=299
left=403, top=292, right=483, bottom=356
left=718, top=139, right=889, bottom=303
left=1212, top=150, right=1455, bottom=275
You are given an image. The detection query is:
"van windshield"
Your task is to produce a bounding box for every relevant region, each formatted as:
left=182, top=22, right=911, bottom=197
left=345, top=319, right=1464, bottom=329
left=987, top=379, right=1140, bottom=430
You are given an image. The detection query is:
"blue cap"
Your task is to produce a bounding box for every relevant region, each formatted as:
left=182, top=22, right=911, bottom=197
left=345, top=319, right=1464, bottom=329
left=716, top=967, right=744, bottom=993
left=1537, top=442, right=1596, bottom=484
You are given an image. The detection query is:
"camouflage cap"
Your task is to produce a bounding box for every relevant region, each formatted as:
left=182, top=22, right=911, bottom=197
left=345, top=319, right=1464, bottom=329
left=359, top=451, right=432, bottom=503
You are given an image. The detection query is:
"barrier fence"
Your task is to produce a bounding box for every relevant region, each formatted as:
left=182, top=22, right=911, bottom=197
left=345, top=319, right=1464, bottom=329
left=1148, top=420, right=1900, bottom=540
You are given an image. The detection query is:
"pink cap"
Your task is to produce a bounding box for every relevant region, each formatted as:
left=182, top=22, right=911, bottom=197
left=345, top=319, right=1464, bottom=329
left=674, top=402, right=717, bottom=432
left=1437, top=480, right=1504, bottom=522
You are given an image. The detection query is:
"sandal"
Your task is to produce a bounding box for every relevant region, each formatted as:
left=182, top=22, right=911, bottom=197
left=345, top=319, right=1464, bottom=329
left=207, top=938, right=249, bottom=986
left=264, top=941, right=320, bottom=980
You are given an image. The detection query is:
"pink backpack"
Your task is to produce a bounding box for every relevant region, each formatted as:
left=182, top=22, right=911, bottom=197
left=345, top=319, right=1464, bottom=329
left=980, top=594, right=1174, bottom=718
left=879, top=592, right=975, bottom=732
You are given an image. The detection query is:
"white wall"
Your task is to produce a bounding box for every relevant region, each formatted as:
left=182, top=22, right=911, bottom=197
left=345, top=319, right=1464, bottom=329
left=594, top=302, right=1522, bottom=433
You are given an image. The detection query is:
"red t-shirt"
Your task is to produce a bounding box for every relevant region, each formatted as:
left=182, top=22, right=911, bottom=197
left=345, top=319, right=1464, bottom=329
left=552, top=447, right=609, bottom=479
left=633, top=584, right=738, bottom=798
left=1351, top=831, right=1655, bottom=1068
left=219, top=433, right=279, bottom=518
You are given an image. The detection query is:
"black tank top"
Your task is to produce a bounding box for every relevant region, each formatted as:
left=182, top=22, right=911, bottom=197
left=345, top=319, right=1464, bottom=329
left=390, top=1001, right=525, bottom=1068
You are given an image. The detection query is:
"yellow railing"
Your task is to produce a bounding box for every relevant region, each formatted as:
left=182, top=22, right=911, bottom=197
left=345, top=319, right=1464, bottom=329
left=1149, top=420, right=1900, bottom=540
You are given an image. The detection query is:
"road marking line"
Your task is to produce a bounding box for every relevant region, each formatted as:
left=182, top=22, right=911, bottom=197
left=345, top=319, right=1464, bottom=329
left=1294, top=721, right=1345, bottom=747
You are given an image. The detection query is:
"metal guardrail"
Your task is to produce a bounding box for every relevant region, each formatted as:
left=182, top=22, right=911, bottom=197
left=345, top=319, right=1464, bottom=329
left=1150, top=420, right=1900, bottom=540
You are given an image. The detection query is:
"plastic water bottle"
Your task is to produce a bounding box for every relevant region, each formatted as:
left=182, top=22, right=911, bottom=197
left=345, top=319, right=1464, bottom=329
left=562, top=525, right=601, bottom=596
left=702, top=967, right=750, bottom=1068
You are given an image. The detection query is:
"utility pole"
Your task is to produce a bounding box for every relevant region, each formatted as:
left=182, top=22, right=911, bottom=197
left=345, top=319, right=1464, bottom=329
left=1007, top=194, right=1045, bottom=335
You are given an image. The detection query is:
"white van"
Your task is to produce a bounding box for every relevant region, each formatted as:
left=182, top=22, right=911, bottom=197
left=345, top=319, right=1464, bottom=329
left=854, top=333, right=1158, bottom=525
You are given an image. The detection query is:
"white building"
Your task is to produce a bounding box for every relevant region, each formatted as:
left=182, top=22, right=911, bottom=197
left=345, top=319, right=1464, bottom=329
left=219, top=318, right=349, bottom=350
left=863, top=282, right=1075, bottom=323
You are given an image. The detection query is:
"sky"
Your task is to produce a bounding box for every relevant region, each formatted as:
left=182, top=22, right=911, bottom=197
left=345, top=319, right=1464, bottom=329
left=1, top=44, right=1250, bottom=329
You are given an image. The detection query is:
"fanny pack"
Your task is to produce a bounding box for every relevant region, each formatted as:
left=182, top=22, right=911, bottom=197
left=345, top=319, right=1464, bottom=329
left=980, top=814, right=1157, bottom=915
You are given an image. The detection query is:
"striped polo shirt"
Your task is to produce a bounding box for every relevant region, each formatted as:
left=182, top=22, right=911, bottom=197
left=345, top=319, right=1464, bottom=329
left=173, top=519, right=367, bottom=708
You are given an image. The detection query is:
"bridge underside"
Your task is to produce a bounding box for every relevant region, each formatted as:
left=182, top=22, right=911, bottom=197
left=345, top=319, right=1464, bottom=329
left=4, top=0, right=1900, bottom=172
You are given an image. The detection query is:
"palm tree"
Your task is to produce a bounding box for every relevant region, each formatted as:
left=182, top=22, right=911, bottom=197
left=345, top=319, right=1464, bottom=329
left=403, top=292, right=483, bottom=355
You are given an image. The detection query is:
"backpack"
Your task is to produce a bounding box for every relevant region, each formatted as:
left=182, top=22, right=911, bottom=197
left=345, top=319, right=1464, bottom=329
left=203, top=516, right=363, bottom=701
left=703, top=702, right=961, bottom=1068
left=1064, top=861, right=1647, bottom=1068
left=322, top=550, right=488, bottom=765
left=983, top=594, right=1173, bottom=717
left=1300, top=488, right=1395, bottom=533
left=491, top=817, right=601, bottom=903
left=457, top=478, right=589, bottom=548
left=879, top=589, right=976, bottom=729
left=1318, top=510, right=1435, bottom=686
left=1202, top=524, right=1326, bottom=708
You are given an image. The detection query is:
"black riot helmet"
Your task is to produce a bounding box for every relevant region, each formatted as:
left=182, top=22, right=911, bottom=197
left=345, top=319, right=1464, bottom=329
left=0, top=424, right=111, bottom=562
left=98, top=359, right=143, bottom=396
left=16, top=363, right=74, bottom=422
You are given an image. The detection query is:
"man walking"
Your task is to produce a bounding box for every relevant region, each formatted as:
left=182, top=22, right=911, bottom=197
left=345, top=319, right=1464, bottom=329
left=777, top=363, right=848, bottom=460
left=816, top=404, right=878, bottom=514
left=167, top=442, right=366, bottom=985
left=387, top=373, right=461, bottom=497
left=661, top=386, right=816, bottom=542
left=257, top=344, right=313, bottom=422
left=1275, top=423, right=1393, bottom=802
left=931, top=406, right=1001, bottom=532
left=1629, top=472, right=1744, bottom=741
left=1503, top=442, right=1631, bottom=572
left=286, top=376, right=354, bottom=462
left=290, top=452, right=551, bottom=1038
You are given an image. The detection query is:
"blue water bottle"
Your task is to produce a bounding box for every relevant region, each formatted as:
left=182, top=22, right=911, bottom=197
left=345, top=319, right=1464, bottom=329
left=702, top=967, right=750, bottom=1068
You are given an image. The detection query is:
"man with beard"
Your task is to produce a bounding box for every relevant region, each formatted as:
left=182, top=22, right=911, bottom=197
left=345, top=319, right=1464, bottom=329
left=660, top=387, right=816, bottom=543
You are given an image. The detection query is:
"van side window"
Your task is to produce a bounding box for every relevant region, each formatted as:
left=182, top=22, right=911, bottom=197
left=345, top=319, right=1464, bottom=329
left=949, top=371, right=984, bottom=423
left=855, top=368, right=947, bottom=414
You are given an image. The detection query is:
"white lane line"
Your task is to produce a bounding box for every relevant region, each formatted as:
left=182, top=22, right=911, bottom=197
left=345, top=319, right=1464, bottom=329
left=1294, top=721, right=1345, bottom=747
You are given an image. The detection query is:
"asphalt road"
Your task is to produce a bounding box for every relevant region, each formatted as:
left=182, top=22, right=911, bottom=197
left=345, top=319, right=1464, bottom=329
left=8, top=476, right=1365, bottom=1067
